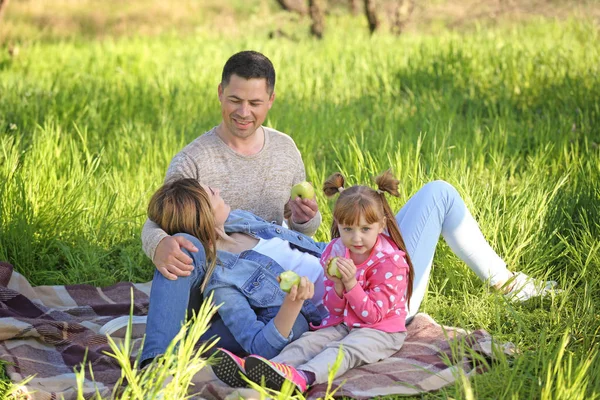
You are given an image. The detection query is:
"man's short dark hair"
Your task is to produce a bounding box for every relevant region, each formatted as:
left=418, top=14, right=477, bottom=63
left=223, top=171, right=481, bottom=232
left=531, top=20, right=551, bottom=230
left=221, top=51, right=276, bottom=94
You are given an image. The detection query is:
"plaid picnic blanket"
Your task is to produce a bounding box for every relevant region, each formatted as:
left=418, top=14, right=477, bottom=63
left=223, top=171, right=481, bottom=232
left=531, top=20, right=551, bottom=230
left=0, top=261, right=514, bottom=399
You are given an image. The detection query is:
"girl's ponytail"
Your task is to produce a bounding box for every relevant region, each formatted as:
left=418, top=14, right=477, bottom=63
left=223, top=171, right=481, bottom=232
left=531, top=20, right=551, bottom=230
left=323, top=172, right=346, bottom=240
left=374, top=170, right=414, bottom=307
left=374, top=169, right=400, bottom=198
left=323, top=172, right=346, bottom=198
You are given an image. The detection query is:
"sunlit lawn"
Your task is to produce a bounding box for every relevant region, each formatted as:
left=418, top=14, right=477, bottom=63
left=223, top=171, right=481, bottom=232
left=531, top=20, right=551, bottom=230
left=1, top=10, right=599, bottom=399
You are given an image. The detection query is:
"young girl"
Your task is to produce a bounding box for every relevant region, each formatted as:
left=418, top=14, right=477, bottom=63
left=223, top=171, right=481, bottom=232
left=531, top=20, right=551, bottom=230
left=213, top=170, right=415, bottom=393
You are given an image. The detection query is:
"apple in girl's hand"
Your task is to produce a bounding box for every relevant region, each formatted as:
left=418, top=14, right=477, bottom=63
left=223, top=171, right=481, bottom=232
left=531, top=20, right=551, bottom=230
left=290, top=181, right=315, bottom=200
left=279, top=271, right=301, bottom=293
left=327, top=257, right=342, bottom=278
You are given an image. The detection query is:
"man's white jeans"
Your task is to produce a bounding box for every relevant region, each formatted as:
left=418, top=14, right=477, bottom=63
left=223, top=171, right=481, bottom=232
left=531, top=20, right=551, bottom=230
left=395, top=180, right=511, bottom=317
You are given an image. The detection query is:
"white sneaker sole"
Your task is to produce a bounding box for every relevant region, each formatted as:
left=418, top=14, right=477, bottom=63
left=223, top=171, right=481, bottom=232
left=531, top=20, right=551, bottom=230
left=98, top=315, right=147, bottom=336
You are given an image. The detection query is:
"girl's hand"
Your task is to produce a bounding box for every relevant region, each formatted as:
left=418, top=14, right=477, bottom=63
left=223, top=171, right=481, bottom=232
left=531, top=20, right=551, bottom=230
left=286, top=276, right=314, bottom=303
left=336, top=257, right=358, bottom=290
left=325, top=268, right=344, bottom=298
left=325, top=269, right=343, bottom=284
left=325, top=266, right=345, bottom=297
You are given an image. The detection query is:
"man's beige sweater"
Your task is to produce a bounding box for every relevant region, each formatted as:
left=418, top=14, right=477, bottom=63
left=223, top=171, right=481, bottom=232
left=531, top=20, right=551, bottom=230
left=141, top=126, right=322, bottom=260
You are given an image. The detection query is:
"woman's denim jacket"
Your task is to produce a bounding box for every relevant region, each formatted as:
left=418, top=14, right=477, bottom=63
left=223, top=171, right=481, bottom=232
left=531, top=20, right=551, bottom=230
left=189, top=209, right=328, bottom=358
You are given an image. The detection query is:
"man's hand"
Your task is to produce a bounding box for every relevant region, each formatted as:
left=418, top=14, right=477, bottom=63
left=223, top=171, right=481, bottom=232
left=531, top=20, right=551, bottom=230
left=288, top=197, right=318, bottom=224
left=153, top=236, right=198, bottom=280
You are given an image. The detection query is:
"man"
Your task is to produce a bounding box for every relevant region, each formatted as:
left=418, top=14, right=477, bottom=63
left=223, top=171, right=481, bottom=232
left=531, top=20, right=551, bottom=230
left=142, top=51, right=321, bottom=280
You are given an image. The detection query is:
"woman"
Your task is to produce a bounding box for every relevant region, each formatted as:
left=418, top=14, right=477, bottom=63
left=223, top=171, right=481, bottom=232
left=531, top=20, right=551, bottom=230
left=141, top=179, right=328, bottom=366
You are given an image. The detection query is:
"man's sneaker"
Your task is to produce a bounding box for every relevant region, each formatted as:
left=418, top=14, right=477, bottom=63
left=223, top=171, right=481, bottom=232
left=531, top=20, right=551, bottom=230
left=503, top=272, right=559, bottom=301
left=212, top=348, right=249, bottom=388
left=245, top=355, right=307, bottom=393
left=98, top=315, right=147, bottom=338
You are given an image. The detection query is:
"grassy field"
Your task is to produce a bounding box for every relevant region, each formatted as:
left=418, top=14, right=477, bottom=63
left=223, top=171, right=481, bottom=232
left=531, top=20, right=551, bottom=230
left=1, top=1, right=600, bottom=398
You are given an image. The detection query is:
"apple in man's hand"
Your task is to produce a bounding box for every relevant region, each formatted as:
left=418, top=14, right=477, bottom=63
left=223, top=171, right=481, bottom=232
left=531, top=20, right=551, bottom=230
left=290, top=181, right=315, bottom=200
left=327, top=257, right=342, bottom=278
left=279, top=271, right=301, bottom=293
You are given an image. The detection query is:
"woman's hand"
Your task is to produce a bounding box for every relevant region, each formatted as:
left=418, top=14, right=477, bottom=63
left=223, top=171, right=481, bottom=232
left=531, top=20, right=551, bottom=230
left=285, top=276, right=314, bottom=303
left=274, top=276, right=314, bottom=339
left=336, top=257, right=358, bottom=291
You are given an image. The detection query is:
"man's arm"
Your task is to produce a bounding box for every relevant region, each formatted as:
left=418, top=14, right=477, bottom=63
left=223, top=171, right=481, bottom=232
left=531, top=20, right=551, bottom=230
left=288, top=208, right=322, bottom=237
left=141, top=218, right=169, bottom=261
left=286, top=147, right=321, bottom=235
left=141, top=218, right=198, bottom=280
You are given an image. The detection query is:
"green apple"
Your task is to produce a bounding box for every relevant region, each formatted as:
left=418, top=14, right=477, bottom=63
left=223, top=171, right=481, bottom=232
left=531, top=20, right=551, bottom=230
left=290, top=181, right=315, bottom=200
left=327, top=257, right=342, bottom=278
left=279, top=271, right=301, bottom=293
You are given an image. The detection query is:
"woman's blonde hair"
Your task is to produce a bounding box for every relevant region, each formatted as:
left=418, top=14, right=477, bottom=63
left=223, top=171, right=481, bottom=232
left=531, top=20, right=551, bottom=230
left=147, top=178, right=218, bottom=293
left=323, top=170, right=414, bottom=305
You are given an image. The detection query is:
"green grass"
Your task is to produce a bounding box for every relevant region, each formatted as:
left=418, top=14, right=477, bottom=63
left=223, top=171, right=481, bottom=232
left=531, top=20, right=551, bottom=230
left=1, top=12, right=600, bottom=400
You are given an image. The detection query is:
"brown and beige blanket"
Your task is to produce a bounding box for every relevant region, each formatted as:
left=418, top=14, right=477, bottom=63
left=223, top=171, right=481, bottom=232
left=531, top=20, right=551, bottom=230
left=0, top=261, right=514, bottom=399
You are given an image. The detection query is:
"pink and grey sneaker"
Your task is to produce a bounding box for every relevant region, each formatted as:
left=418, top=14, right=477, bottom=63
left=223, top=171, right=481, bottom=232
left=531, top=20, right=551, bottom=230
left=212, top=348, right=249, bottom=388
left=245, top=355, right=307, bottom=393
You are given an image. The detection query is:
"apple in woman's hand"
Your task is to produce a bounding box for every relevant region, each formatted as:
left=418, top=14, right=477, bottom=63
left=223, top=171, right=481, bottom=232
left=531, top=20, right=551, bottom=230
left=279, top=271, right=301, bottom=293
left=290, top=181, right=315, bottom=200
left=327, top=257, right=342, bottom=278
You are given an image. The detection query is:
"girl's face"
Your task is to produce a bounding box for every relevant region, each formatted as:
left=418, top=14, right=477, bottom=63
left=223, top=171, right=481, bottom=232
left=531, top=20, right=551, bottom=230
left=337, top=214, right=385, bottom=264
left=202, top=184, right=230, bottom=226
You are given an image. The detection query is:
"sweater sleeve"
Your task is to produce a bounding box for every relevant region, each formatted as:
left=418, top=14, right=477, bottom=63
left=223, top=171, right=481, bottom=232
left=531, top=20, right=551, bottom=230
left=141, top=219, right=169, bottom=261
left=141, top=151, right=198, bottom=261
left=288, top=211, right=322, bottom=237
left=344, top=253, right=408, bottom=325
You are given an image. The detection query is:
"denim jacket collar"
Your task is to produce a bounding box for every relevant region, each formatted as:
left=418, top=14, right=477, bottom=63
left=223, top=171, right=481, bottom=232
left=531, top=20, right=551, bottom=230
left=221, top=209, right=327, bottom=259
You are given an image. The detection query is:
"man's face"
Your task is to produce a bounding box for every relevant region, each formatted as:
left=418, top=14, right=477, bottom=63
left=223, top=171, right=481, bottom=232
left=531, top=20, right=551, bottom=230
left=218, top=74, right=275, bottom=140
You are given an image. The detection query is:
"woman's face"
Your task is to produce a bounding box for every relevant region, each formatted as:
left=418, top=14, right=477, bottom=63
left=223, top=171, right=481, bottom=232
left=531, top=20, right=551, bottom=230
left=202, top=184, right=230, bottom=226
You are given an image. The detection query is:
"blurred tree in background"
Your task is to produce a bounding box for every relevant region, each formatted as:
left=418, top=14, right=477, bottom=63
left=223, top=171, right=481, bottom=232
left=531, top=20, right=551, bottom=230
left=0, top=0, right=597, bottom=44
left=274, top=0, right=416, bottom=37
left=276, top=0, right=308, bottom=14
left=0, top=0, right=9, bottom=22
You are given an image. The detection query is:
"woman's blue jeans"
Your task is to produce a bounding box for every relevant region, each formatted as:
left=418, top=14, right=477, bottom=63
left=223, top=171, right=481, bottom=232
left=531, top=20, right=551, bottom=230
left=141, top=241, right=309, bottom=363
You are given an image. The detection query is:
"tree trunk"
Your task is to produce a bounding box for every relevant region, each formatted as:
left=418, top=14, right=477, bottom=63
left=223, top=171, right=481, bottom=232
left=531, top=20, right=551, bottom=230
left=391, top=0, right=414, bottom=35
left=0, top=0, right=10, bottom=22
left=275, top=0, right=308, bottom=15
left=363, top=0, right=380, bottom=34
left=350, top=0, right=362, bottom=15
left=309, top=0, right=325, bottom=39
